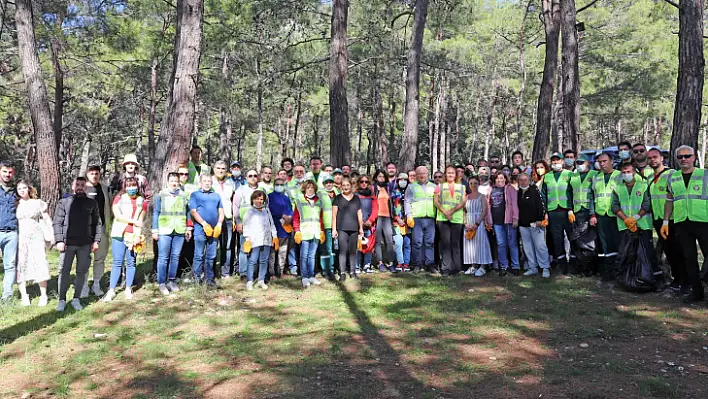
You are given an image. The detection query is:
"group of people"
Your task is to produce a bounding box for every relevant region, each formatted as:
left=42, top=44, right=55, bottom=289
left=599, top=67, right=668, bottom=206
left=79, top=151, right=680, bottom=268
left=0, top=140, right=706, bottom=313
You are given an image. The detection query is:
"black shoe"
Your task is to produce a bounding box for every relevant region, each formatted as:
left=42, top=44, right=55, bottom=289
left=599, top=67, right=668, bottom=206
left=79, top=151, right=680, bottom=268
left=429, top=266, right=440, bottom=275
left=326, top=272, right=336, bottom=281
left=498, top=269, right=508, bottom=277
left=340, top=273, right=347, bottom=282
left=239, top=275, right=247, bottom=282
left=681, top=290, right=705, bottom=304
left=669, top=281, right=681, bottom=292
left=413, top=266, right=421, bottom=274
left=441, top=271, right=450, bottom=277
left=350, top=273, right=359, bottom=279
left=206, top=280, right=219, bottom=289
left=510, top=269, right=520, bottom=277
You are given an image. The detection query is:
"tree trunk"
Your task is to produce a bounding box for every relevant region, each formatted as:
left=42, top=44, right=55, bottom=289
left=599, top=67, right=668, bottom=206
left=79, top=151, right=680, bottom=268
left=257, top=77, right=264, bottom=170
left=49, top=9, right=65, bottom=154
left=147, top=55, right=159, bottom=160
left=484, top=81, right=499, bottom=161
left=356, top=87, right=363, bottom=167
left=432, top=75, right=441, bottom=172
left=670, top=0, right=704, bottom=168
left=532, top=0, right=560, bottom=161
left=374, top=78, right=388, bottom=165
left=427, top=73, right=437, bottom=167
left=399, top=0, right=429, bottom=171
left=329, top=0, right=351, bottom=165
left=219, top=107, right=230, bottom=162
left=560, top=0, right=580, bottom=153
left=388, top=90, right=397, bottom=162
left=470, top=78, right=482, bottom=159
left=293, top=86, right=302, bottom=160
left=15, top=0, right=61, bottom=214
left=516, top=1, right=531, bottom=154
left=78, top=138, right=91, bottom=177
left=149, top=0, right=203, bottom=192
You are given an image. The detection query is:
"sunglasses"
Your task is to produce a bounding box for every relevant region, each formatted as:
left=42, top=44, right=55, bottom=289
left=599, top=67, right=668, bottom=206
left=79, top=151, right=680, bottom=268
left=359, top=180, right=369, bottom=184
left=676, top=154, right=694, bottom=160
left=575, top=161, right=585, bottom=165
left=247, top=174, right=258, bottom=178
left=633, top=149, right=646, bottom=154
left=178, top=173, right=189, bottom=176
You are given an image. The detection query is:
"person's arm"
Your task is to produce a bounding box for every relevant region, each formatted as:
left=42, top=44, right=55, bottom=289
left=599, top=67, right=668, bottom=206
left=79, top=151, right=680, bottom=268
left=639, top=189, right=650, bottom=218
left=664, top=191, right=674, bottom=221
left=52, top=199, right=66, bottom=244
left=293, top=207, right=301, bottom=232
left=332, top=205, right=339, bottom=233
left=92, top=202, right=102, bottom=244
left=357, top=208, right=364, bottom=235
left=242, top=210, right=252, bottom=239
left=481, top=194, right=490, bottom=226
left=433, top=185, right=444, bottom=212
left=152, top=194, right=162, bottom=232
left=508, top=186, right=519, bottom=224
left=268, top=210, right=277, bottom=238
left=566, top=179, right=574, bottom=211
left=588, top=182, right=596, bottom=216
left=485, top=194, right=493, bottom=226
left=368, top=195, right=378, bottom=224
left=404, top=186, right=413, bottom=215
left=217, top=199, right=224, bottom=225
left=534, top=187, right=547, bottom=220
left=137, top=198, right=148, bottom=225
left=611, top=190, right=626, bottom=220
left=540, top=181, right=549, bottom=211
left=232, top=189, right=243, bottom=224
left=452, top=187, right=466, bottom=213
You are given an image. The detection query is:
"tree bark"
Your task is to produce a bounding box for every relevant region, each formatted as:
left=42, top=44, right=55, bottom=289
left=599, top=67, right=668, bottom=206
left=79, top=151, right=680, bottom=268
left=670, top=0, right=704, bottom=168
left=532, top=0, right=560, bottom=161
left=484, top=80, right=499, bottom=161
left=374, top=78, right=388, bottom=165
left=399, top=0, right=429, bottom=171
left=15, top=0, right=61, bottom=214
left=49, top=9, right=65, bottom=154
left=329, top=0, right=351, bottom=165
left=149, top=0, right=203, bottom=192
left=560, top=0, right=580, bottom=153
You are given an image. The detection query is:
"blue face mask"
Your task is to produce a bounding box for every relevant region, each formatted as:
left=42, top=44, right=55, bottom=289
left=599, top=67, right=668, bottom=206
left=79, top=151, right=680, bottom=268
left=619, top=150, right=631, bottom=160
left=126, top=187, right=139, bottom=196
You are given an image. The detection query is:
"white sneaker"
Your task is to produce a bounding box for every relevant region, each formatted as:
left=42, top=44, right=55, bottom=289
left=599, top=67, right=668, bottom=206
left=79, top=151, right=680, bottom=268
left=38, top=295, right=48, bottom=307
left=158, top=284, right=170, bottom=296
left=21, top=295, right=30, bottom=306
left=474, top=267, right=487, bottom=277
left=56, top=300, right=66, bottom=312
left=256, top=281, right=268, bottom=290
left=464, top=267, right=476, bottom=275
left=71, top=298, right=83, bottom=310
left=309, top=277, right=321, bottom=285
left=542, top=269, right=551, bottom=278
left=167, top=281, right=180, bottom=292
left=80, top=282, right=90, bottom=298
left=124, top=287, right=133, bottom=300
left=302, top=278, right=310, bottom=288
left=92, top=282, right=104, bottom=296
left=246, top=281, right=254, bottom=291
left=524, top=268, right=539, bottom=276
left=103, top=289, right=116, bottom=302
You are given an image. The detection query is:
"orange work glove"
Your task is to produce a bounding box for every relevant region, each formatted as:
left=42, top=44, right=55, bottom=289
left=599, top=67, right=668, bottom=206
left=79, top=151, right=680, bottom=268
left=202, top=223, right=213, bottom=237
left=540, top=219, right=549, bottom=228
left=465, top=229, right=477, bottom=240
left=357, top=236, right=363, bottom=251
left=629, top=224, right=638, bottom=233
left=213, top=224, right=222, bottom=239
left=319, top=231, right=326, bottom=244
left=623, top=217, right=636, bottom=229
left=568, top=211, right=576, bottom=224
left=273, top=237, right=280, bottom=251
left=406, top=216, right=415, bottom=228
left=294, top=231, right=303, bottom=244
left=399, top=225, right=407, bottom=236
left=243, top=239, right=252, bottom=254
left=282, top=222, right=293, bottom=233
left=660, top=223, right=670, bottom=240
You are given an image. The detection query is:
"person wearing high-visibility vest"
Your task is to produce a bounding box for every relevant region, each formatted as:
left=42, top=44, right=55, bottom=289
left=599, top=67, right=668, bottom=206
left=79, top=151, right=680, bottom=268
left=293, top=179, right=326, bottom=288
left=611, top=163, right=658, bottom=271
left=151, top=172, right=192, bottom=296
left=190, top=174, right=224, bottom=288
left=104, top=177, right=148, bottom=302
left=317, top=175, right=337, bottom=280
left=233, top=170, right=264, bottom=279
left=632, top=143, right=654, bottom=181
left=661, top=145, right=707, bottom=303
left=212, top=161, right=236, bottom=279
left=187, top=146, right=211, bottom=186
left=647, top=148, right=684, bottom=291
left=258, top=166, right=274, bottom=194
left=569, top=154, right=598, bottom=276
left=434, top=165, right=467, bottom=276
left=591, top=152, right=622, bottom=281
left=286, top=164, right=306, bottom=205
left=541, top=152, right=575, bottom=275
left=404, top=166, right=437, bottom=273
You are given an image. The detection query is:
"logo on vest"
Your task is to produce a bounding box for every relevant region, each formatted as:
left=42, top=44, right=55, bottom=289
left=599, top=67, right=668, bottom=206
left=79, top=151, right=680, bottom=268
left=636, top=191, right=642, bottom=196
left=694, top=185, right=701, bottom=191
left=659, top=186, right=665, bottom=192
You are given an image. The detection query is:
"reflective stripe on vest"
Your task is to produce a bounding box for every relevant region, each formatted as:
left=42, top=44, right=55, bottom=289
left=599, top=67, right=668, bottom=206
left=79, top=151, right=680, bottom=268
left=295, top=194, right=322, bottom=240
left=318, top=190, right=333, bottom=229
left=110, top=194, right=145, bottom=238
left=238, top=186, right=263, bottom=221
left=157, top=189, right=188, bottom=235
left=615, top=181, right=652, bottom=231
left=593, top=170, right=621, bottom=217
left=669, top=168, right=708, bottom=223
left=649, top=169, right=673, bottom=220
left=410, top=182, right=436, bottom=218
left=571, top=170, right=598, bottom=213
left=436, top=183, right=465, bottom=223
left=543, top=170, right=573, bottom=211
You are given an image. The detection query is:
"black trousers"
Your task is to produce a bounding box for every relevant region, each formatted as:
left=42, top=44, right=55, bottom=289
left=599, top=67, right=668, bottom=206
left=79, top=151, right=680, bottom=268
left=438, top=222, right=463, bottom=274
left=674, top=221, right=708, bottom=295
left=549, top=210, right=572, bottom=262
left=653, top=219, right=685, bottom=286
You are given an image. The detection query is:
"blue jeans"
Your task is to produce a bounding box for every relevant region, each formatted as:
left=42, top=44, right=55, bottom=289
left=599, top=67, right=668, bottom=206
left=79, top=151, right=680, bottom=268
left=317, top=229, right=334, bottom=273
left=494, top=224, right=520, bottom=270
left=300, top=239, right=318, bottom=278
left=157, top=234, right=185, bottom=284
left=193, top=234, right=218, bottom=283
left=519, top=226, right=550, bottom=270
left=110, top=238, right=137, bottom=289
left=219, top=219, right=234, bottom=277
left=0, top=231, right=18, bottom=300
left=412, top=218, right=435, bottom=266
left=357, top=229, right=372, bottom=267
left=238, top=234, right=248, bottom=277
left=247, top=246, right=271, bottom=282
left=393, top=233, right=411, bottom=265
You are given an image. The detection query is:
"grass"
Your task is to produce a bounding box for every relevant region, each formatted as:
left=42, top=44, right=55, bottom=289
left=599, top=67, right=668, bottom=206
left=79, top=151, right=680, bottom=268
left=0, top=249, right=707, bottom=398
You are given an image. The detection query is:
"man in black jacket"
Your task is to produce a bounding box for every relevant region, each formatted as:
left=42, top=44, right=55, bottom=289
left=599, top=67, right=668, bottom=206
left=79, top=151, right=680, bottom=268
left=517, top=173, right=551, bottom=278
left=53, top=177, right=102, bottom=312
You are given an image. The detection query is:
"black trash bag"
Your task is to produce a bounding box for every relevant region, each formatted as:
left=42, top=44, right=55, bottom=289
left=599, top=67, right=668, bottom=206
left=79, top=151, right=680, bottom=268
left=615, top=231, right=657, bottom=293
left=570, top=213, right=596, bottom=252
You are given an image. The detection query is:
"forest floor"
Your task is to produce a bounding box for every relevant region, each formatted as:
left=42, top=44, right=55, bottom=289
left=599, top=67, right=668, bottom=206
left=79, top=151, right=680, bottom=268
left=0, top=252, right=707, bottom=399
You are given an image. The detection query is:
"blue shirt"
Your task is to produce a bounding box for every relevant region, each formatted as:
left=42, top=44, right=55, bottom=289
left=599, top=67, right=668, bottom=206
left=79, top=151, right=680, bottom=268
left=268, top=191, right=294, bottom=238
left=0, top=184, right=18, bottom=231
left=189, top=190, right=223, bottom=236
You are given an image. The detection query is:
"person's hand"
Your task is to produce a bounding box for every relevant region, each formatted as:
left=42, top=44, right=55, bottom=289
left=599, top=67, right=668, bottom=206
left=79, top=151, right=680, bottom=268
left=185, top=231, right=192, bottom=241
left=443, top=211, right=452, bottom=221
left=406, top=216, right=415, bottom=228
left=485, top=223, right=493, bottom=232
left=202, top=223, right=214, bottom=237
left=135, top=219, right=144, bottom=228
left=92, top=242, right=99, bottom=252
left=213, top=224, right=223, bottom=238
left=623, top=217, right=636, bottom=229
left=359, top=229, right=364, bottom=236
left=660, top=222, right=669, bottom=240
left=395, top=217, right=403, bottom=226
left=236, top=224, right=243, bottom=234
left=243, top=239, right=252, bottom=254
left=320, top=231, right=326, bottom=244
left=332, top=230, right=339, bottom=239
left=364, top=220, right=372, bottom=228
left=232, top=223, right=237, bottom=232
left=568, top=211, right=576, bottom=224
left=152, top=233, right=159, bottom=241
left=465, top=223, right=472, bottom=231
left=512, top=221, right=518, bottom=229
left=540, top=219, right=549, bottom=228
left=294, top=231, right=302, bottom=244
left=590, top=215, right=597, bottom=227
left=56, top=242, right=66, bottom=252
left=273, top=237, right=280, bottom=251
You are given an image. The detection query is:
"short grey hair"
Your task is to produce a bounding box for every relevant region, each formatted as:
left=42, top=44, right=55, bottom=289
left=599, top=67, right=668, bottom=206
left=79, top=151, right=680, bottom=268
left=199, top=173, right=212, bottom=182
left=213, top=160, right=227, bottom=169
left=675, top=145, right=695, bottom=158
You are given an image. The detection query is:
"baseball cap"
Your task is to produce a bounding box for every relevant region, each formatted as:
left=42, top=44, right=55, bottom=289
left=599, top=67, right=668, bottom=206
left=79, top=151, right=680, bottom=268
left=550, top=152, right=563, bottom=159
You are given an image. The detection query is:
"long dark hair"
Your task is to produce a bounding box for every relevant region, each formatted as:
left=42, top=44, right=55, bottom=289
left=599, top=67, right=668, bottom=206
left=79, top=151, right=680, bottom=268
left=118, top=177, right=143, bottom=197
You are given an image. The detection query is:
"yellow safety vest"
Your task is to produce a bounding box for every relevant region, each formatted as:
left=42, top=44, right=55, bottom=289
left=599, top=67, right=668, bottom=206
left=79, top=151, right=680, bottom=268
left=157, top=189, right=188, bottom=235
left=593, top=170, right=621, bottom=217
left=543, top=170, right=573, bottom=211
left=669, top=168, right=708, bottom=223
left=614, top=181, right=652, bottom=231
left=410, top=182, right=436, bottom=218
left=436, top=183, right=465, bottom=223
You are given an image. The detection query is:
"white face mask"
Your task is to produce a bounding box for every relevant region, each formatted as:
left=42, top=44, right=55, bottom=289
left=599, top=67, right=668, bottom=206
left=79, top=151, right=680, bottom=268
left=306, top=193, right=315, bottom=199
left=519, top=185, right=529, bottom=190
left=399, top=180, right=408, bottom=189
left=274, top=185, right=285, bottom=193
left=232, top=170, right=241, bottom=177
left=594, top=161, right=600, bottom=171
left=622, top=173, right=634, bottom=183
left=619, top=150, right=631, bottom=160
left=551, top=163, right=563, bottom=172
left=577, top=164, right=588, bottom=173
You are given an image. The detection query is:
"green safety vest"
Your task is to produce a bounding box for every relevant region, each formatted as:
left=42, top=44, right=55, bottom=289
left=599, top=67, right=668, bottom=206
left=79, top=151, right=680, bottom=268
left=258, top=182, right=274, bottom=194
left=570, top=170, right=598, bottom=213
left=614, top=181, right=652, bottom=231
left=188, top=161, right=210, bottom=185
left=593, top=170, right=621, bottom=217
left=157, top=189, right=188, bottom=235
left=636, top=165, right=654, bottom=181
left=436, top=183, right=465, bottom=224
left=294, top=193, right=323, bottom=240
left=649, top=168, right=673, bottom=220
left=410, top=182, right=436, bottom=218
left=668, top=168, right=708, bottom=223
left=543, top=170, right=573, bottom=211
left=183, top=183, right=198, bottom=198
left=318, top=190, right=334, bottom=230
left=237, top=185, right=264, bottom=222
